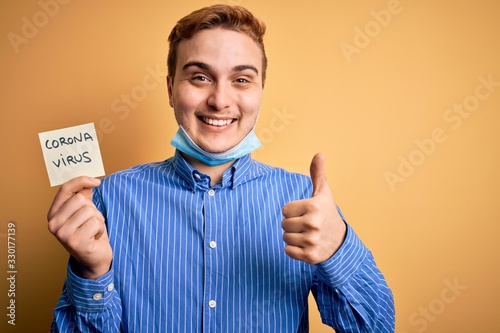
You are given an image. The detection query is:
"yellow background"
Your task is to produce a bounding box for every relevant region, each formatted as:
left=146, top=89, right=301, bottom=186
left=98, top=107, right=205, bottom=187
left=1, top=0, right=499, bottom=332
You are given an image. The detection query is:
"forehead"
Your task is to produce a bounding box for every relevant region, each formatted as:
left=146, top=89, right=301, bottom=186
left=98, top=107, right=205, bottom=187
left=176, top=28, right=262, bottom=72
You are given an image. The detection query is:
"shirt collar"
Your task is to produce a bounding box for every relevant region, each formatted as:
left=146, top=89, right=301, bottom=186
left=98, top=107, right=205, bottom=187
left=172, top=149, right=264, bottom=191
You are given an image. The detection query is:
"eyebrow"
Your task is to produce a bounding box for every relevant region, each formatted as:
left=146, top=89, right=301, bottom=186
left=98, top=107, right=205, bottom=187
left=182, top=61, right=259, bottom=76
left=233, top=65, right=259, bottom=76
left=182, top=61, right=210, bottom=71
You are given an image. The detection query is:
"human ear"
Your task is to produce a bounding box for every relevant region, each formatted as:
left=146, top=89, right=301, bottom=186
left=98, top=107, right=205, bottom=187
left=167, top=76, right=174, bottom=107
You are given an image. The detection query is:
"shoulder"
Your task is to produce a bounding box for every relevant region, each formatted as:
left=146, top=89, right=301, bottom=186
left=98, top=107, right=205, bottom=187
left=100, top=158, right=174, bottom=188
left=244, top=159, right=313, bottom=197
left=253, top=159, right=310, bottom=182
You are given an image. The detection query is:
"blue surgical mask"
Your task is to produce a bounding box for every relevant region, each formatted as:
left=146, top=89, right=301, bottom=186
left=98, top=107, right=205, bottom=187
left=170, top=126, right=262, bottom=166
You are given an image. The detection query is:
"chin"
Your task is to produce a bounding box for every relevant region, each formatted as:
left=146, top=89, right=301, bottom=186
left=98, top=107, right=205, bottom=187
left=201, top=142, right=236, bottom=153
left=203, top=146, right=233, bottom=154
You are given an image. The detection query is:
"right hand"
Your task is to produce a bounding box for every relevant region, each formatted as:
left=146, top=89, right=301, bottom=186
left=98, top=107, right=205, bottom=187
left=47, top=176, right=112, bottom=280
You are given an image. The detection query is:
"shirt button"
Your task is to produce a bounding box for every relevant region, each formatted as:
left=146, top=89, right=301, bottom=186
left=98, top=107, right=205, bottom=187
left=107, top=283, right=114, bottom=292
left=93, top=293, right=103, bottom=301
left=208, top=189, right=215, bottom=196
left=194, top=173, right=201, bottom=179
left=209, top=241, right=217, bottom=249
left=208, top=300, right=216, bottom=308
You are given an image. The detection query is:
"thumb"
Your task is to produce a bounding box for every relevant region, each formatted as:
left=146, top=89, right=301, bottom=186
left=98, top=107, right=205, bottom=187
left=75, top=177, right=101, bottom=200
left=310, top=153, right=330, bottom=197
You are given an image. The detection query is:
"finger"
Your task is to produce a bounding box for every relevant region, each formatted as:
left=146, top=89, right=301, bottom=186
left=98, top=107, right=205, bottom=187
left=63, top=217, right=104, bottom=253
left=75, top=216, right=107, bottom=243
left=49, top=198, right=101, bottom=237
left=284, top=244, right=306, bottom=261
left=49, top=193, right=94, bottom=230
left=282, top=199, right=308, bottom=218
left=282, top=231, right=305, bottom=247
left=281, top=217, right=306, bottom=233
left=77, top=188, right=93, bottom=200
left=48, top=176, right=101, bottom=221
left=310, top=153, right=330, bottom=197
left=69, top=202, right=104, bottom=234
left=64, top=216, right=109, bottom=273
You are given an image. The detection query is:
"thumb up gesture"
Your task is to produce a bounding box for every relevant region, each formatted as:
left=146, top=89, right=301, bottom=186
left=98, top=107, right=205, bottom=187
left=282, top=153, right=347, bottom=264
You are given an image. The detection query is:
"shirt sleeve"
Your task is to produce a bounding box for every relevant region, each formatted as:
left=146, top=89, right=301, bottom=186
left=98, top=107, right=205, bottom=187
left=312, top=224, right=395, bottom=333
left=51, top=263, right=122, bottom=333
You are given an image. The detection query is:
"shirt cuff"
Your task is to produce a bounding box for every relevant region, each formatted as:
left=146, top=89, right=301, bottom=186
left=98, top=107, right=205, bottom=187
left=64, top=261, right=116, bottom=312
left=314, top=223, right=369, bottom=287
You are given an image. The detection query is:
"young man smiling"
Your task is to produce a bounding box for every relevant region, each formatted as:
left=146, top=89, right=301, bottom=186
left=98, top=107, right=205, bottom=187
left=168, top=27, right=264, bottom=185
left=48, top=5, right=395, bottom=332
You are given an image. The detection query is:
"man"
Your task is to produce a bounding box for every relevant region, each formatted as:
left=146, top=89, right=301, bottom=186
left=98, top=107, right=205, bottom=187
left=48, top=4, right=395, bottom=332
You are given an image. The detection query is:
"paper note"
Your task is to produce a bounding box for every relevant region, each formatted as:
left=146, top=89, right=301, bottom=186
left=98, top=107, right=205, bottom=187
left=39, top=123, right=105, bottom=187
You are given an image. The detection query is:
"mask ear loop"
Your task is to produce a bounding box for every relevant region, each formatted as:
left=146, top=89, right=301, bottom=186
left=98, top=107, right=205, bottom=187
left=168, top=78, right=174, bottom=106
left=251, top=107, right=261, bottom=133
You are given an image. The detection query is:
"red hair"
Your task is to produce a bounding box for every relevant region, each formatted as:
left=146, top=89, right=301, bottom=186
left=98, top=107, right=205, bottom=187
left=167, top=4, right=267, bottom=85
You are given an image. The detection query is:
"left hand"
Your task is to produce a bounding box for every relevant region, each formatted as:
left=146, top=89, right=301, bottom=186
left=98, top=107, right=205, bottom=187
left=281, top=153, right=347, bottom=264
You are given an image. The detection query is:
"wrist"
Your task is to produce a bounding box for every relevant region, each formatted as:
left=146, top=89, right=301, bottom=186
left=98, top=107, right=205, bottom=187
left=70, top=256, right=111, bottom=280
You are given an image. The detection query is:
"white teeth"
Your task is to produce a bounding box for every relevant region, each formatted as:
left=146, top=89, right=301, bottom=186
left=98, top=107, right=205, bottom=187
left=202, top=117, right=232, bottom=126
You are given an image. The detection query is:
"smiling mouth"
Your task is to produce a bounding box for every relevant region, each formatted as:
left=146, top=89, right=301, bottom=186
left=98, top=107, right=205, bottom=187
left=200, top=116, right=235, bottom=127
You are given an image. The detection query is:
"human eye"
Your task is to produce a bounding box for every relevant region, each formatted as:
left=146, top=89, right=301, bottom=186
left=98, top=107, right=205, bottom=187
left=235, top=77, right=250, bottom=83
left=233, top=75, right=256, bottom=87
left=191, top=75, right=210, bottom=82
left=232, top=68, right=258, bottom=87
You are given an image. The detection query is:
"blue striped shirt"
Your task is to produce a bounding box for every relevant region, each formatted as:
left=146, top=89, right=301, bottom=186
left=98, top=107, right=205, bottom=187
left=52, top=151, right=395, bottom=332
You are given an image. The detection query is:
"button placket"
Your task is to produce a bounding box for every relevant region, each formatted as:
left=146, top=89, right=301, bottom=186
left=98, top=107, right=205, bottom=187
left=203, top=185, right=219, bottom=327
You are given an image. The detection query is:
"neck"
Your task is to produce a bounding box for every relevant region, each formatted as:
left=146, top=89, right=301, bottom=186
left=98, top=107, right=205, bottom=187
left=181, top=152, right=235, bottom=186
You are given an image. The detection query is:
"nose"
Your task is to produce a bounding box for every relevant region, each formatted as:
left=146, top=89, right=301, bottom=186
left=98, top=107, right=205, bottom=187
left=207, top=83, right=232, bottom=111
